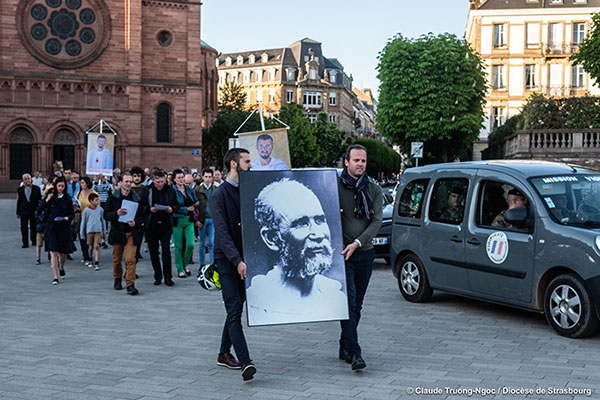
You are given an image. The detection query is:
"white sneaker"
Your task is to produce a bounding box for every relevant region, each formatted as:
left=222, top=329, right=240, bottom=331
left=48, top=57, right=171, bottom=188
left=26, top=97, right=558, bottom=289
left=86, top=261, right=93, bottom=268
left=94, top=265, right=100, bottom=271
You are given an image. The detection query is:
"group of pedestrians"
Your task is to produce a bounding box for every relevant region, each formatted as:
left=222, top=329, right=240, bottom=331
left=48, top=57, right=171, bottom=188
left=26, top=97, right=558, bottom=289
left=16, top=144, right=381, bottom=382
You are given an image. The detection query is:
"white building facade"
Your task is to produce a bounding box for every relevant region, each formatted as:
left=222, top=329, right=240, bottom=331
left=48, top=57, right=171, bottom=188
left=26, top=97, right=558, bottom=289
left=466, top=0, right=600, bottom=159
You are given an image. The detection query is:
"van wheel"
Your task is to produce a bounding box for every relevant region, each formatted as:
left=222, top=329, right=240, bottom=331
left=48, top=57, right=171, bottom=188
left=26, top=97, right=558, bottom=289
left=397, top=254, right=432, bottom=302
left=544, top=274, right=599, bottom=338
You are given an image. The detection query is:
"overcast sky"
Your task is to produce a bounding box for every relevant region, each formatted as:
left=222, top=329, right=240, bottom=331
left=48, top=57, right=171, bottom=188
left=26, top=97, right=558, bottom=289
left=201, top=0, right=469, bottom=98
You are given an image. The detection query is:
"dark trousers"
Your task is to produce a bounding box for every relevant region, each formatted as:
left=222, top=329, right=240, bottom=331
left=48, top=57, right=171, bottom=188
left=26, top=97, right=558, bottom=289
left=216, top=259, right=250, bottom=363
left=19, top=214, right=36, bottom=246
left=79, top=237, right=91, bottom=261
left=147, top=226, right=172, bottom=283
left=340, top=248, right=375, bottom=358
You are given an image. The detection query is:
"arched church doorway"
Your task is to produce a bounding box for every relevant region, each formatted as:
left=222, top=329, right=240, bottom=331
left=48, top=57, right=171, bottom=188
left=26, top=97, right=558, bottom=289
left=53, top=129, right=76, bottom=171
left=10, top=128, right=33, bottom=179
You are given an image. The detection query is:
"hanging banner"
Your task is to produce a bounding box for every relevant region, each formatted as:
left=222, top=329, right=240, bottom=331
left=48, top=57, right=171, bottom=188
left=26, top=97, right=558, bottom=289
left=238, top=128, right=291, bottom=171
left=86, top=132, right=115, bottom=177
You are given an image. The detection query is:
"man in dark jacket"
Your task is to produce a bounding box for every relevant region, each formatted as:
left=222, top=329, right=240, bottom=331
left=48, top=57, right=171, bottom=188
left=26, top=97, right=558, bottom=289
left=17, top=173, right=42, bottom=248
left=195, top=167, right=215, bottom=269
left=104, top=172, right=145, bottom=295
left=144, top=170, right=177, bottom=286
left=212, top=148, right=256, bottom=381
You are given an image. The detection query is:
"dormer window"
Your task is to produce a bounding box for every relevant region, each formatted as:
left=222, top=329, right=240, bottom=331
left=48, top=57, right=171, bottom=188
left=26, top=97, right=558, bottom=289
left=249, top=54, right=256, bottom=64
left=225, top=57, right=232, bottom=66
left=314, top=56, right=319, bottom=63
left=329, top=70, right=337, bottom=83
left=261, top=53, right=269, bottom=63
left=237, top=56, right=244, bottom=65
left=287, top=68, right=295, bottom=81
left=309, top=69, right=317, bottom=80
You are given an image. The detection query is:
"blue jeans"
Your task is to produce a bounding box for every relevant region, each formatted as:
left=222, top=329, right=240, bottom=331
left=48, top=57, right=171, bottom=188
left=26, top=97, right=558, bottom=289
left=198, top=218, right=214, bottom=266
left=216, top=259, right=250, bottom=363
left=340, top=248, right=375, bottom=358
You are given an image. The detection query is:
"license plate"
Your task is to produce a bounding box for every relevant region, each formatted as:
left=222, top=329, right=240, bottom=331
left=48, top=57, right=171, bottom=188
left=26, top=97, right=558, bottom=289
left=372, top=237, right=388, bottom=245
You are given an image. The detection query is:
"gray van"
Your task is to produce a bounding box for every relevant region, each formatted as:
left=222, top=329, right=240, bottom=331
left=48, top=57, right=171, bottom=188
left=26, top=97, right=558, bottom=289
left=390, top=160, right=600, bottom=338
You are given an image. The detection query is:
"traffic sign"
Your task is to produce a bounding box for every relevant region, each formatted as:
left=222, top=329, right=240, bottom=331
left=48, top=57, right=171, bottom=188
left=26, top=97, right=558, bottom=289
left=411, top=142, right=423, bottom=158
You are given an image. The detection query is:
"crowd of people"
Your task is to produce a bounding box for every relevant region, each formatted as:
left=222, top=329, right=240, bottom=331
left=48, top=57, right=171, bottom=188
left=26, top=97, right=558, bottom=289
left=15, top=144, right=383, bottom=382
left=16, top=165, right=224, bottom=290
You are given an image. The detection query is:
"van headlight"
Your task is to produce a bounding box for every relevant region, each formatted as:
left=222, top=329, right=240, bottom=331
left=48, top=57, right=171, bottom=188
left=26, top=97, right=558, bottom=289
left=596, top=236, right=600, bottom=252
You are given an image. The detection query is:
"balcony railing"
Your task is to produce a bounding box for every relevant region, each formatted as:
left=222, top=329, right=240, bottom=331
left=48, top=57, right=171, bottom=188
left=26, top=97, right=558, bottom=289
left=540, top=85, right=586, bottom=97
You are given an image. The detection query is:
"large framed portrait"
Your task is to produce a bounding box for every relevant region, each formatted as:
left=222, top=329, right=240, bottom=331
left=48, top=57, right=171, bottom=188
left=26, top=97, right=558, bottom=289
left=238, top=128, right=291, bottom=171
left=85, top=132, right=115, bottom=177
left=239, top=169, right=349, bottom=326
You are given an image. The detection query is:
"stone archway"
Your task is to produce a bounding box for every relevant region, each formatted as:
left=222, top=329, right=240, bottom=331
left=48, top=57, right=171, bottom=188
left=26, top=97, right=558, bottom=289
left=53, top=128, right=77, bottom=170
left=10, top=127, right=33, bottom=179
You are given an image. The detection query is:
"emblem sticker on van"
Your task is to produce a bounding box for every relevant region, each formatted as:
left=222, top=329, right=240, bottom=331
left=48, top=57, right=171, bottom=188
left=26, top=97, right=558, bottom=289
left=486, top=232, right=509, bottom=264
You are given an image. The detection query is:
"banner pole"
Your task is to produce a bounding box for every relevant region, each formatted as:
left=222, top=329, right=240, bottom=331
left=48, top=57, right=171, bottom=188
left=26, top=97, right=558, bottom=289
left=258, top=105, right=266, bottom=131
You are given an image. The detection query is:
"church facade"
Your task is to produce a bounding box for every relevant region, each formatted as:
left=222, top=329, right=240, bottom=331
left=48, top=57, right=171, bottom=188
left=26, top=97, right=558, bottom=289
left=0, top=0, right=217, bottom=183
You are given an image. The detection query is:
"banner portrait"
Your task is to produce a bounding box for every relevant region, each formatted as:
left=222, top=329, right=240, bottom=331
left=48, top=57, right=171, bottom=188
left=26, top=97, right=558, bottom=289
left=238, top=128, right=291, bottom=171
left=86, top=132, right=114, bottom=177
left=240, top=169, right=348, bottom=326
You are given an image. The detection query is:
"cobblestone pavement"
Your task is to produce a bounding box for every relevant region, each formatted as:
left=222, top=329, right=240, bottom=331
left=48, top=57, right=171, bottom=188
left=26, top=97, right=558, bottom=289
left=1, top=198, right=599, bottom=400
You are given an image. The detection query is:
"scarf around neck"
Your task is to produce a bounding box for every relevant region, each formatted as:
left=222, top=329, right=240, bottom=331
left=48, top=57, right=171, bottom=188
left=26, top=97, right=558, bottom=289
left=339, top=168, right=373, bottom=220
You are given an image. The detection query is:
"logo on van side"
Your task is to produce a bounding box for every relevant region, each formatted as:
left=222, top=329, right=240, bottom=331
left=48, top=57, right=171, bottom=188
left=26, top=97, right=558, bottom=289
left=486, top=232, right=509, bottom=264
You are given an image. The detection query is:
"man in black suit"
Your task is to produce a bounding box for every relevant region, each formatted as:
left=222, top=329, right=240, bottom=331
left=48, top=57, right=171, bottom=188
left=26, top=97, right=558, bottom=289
left=17, top=173, right=42, bottom=248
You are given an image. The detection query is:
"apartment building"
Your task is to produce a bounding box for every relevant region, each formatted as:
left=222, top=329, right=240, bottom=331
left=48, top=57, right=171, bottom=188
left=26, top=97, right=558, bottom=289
left=466, top=0, right=600, bottom=158
left=216, top=38, right=356, bottom=135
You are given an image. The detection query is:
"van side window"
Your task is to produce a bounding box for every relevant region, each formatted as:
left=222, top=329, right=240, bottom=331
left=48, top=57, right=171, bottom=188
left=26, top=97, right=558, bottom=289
left=429, top=179, right=468, bottom=224
left=478, top=180, right=532, bottom=231
left=398, top=179, right=429, bottom=219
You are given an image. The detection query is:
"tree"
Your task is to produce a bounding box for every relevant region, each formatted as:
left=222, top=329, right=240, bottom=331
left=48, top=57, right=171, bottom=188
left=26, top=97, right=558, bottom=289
left=354, top=138, right=401, bottom=178
left=376, top=33, right=487, bottom=163
left=277, top=103, right=319, bottom=167
left=571, top=13, right=600, bottom=84
left=313, top=113, right=348, bottom=167
left=218, top=83, right=247, bottom=112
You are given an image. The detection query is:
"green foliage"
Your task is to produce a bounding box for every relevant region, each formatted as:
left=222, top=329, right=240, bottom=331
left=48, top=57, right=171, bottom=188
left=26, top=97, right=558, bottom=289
left=376, top=33, right=487, bottom=163
left=487, top=114, right=523, bottom=146
left=571, top=12, right=600, bottom=84
left=313, top=113, right=348, bottom=167
left=353, top=138, right=402, bottom=177
left=277, top=103, right=319, bottom=168
left=218, top=83, right=247, bottom=112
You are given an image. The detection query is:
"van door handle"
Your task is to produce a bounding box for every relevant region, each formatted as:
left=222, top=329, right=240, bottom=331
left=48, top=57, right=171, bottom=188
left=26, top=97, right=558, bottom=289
left=467, top=238, right=480, bottom=245
left=450, top=235, right=463, bottom=243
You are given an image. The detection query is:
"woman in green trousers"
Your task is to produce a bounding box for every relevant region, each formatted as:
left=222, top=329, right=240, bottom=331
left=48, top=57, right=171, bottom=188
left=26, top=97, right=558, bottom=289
left=172, top=169, right=199, bottom=278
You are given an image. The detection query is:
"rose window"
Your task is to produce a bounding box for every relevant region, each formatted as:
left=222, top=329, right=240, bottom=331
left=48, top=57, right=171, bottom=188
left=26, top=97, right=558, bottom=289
left=17, top=0, right=111, bottom=69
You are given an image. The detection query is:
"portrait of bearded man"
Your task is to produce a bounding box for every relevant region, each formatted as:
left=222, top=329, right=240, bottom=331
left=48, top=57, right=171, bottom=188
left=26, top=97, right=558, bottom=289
left=242, top=174, right=348, bottom=326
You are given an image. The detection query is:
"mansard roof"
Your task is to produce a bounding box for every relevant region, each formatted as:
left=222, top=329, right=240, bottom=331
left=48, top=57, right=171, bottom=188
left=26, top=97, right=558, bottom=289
left=477, top=0, right=600, bottom=9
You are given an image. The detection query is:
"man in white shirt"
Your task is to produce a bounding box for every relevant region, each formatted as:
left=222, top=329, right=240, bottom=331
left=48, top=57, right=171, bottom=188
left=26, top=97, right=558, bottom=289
left=86, top=135, right=114, bottom=174
left=250, top=134, right=288, bottom=171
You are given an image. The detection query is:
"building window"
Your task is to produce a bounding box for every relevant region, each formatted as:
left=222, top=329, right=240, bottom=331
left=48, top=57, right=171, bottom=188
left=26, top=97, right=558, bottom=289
left=156, top=30, right=173, bottom=47
left=492, top=65, right=505, bottom=90
left=493, top=24, right=507, bottom=48
left=329, top=70, right=337, bottom=83
left=225, top=57, right=232, bottom=66
left=243, top=71, right=250, bottom=83
left=257, top=90, right=263, bottom=103
left=525, top=64, right=537, bottom=89
left=329, top=92, right=337, bottom=106
left=261, top=53, right=268, bottom=63
left=573, top=0, right=587, bottom=3
left=256, top=69, right=262, bottom=83
left=286, top=90, right=294, bottom=103
left=269, top=69, right=276, bottom=81
left=249, top=54, right=255, bottom=64
left=237, top=56, right=244, bottom=65
left=231, top=73, right=238, bottom=84
left=491, top=107, right=504, bottom=130
left=573, top=23, right=586, bottom=46
left=309, top=69, right=317, bottom=80
left=572, top=65, right=585, bottom=88
left=287, top=69, right=295, bottom=81
left=308, top=114, right=317, bottom=123
left=304, top=55, right=309, bottom=62
left=526, top=23, right=540, bottom=48
left=303, top=91, right=322, bottom=108
left=268, top=90, right=276, bottom=103
left=329, top=114, right=336, bottom=123
left=549, top=0, right=563, bottom=4
left=156, top=103, right=171, bottom=143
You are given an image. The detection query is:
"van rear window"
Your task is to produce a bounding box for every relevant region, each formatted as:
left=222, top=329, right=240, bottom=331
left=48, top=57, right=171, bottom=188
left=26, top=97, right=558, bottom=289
left=398, top=179, right=429, bottom=219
